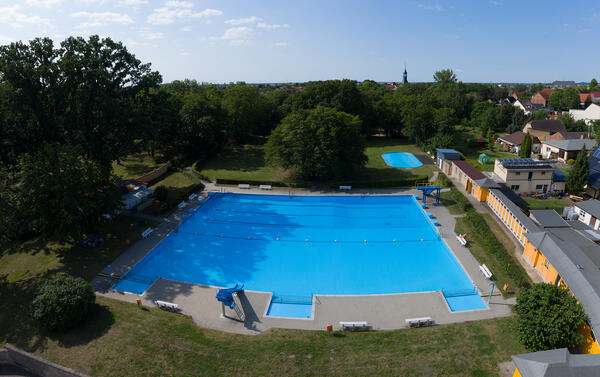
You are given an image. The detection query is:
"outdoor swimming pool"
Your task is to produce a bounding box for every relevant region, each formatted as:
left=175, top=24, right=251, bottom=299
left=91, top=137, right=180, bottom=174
left=115, top=193, right=485, bottom=316
left=381, top=152, right=423, bottom=168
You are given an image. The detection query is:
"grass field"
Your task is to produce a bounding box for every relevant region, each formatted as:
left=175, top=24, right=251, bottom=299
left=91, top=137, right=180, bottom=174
left=197, top=138, right=438, bottom=188
left=112, top=153, right=163, bottom=180
left=11, top=296, right=524, bottom=377
left=464, top=149, right=515, bottom=172
left=523, top=197, right=568, bottom=212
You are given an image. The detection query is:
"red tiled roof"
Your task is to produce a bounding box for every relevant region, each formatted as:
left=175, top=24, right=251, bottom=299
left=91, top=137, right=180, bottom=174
left=591, top=92, right=600, bottom=98
left=580, top=93, right=591, bottom=103
left=539, top=88, right=555, bottom=99
left=452, top=160, right=486, bottom=180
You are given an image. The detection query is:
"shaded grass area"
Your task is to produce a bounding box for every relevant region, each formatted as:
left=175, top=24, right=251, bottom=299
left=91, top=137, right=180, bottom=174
left=523, top=197, right=568, bottom=212
left=21, top=296, right=524, bottom=377
left=463, top=149, right=515, bottom=172
left=111, top=153, right=163, bottom=180
left=197, top=138, right=438, bottom=188
left=439, top=191, right=464, bottom=215
left=142, top=169, right=206, bottom=217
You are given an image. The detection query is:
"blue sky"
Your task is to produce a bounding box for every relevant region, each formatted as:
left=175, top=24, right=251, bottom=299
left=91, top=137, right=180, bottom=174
left=0, top=0, right=599, bottom=83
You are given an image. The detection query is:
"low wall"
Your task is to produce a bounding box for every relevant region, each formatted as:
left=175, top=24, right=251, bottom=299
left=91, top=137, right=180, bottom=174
left=1, top=344, right=89, bottom=377
left=135, top=161, right=171, bottom=183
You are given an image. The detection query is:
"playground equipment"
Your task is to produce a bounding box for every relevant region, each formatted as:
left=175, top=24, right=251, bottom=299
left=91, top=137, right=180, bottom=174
left=416, top=184, right=441, bottom=206
left=216, top=284, right=245, bottom=321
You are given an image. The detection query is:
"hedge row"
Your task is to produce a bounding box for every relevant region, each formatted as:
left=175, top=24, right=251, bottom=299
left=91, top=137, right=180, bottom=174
left=464, top=209, right=531, bottom=288
left=215, top=178, right=309, bottom=188
left=331, top=175, right=429, bottom=189
left=448, top=188, right=473, bottom=212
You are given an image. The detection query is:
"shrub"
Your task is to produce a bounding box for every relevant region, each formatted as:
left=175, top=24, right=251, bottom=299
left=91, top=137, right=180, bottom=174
left=30, top=275, right=95, bottom=331
left=567, top=159, right=575, bottom=165
left=514, top=283, right=587, bottom=351
left=153, top=185, right=168, bottom=202
left=435, top=173, right=453, bottom=188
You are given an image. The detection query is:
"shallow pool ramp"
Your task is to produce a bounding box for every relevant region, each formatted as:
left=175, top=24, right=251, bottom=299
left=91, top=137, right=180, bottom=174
left=442, top=288, right=486, bottom=312
left=267, top=294, right=313, bottom=318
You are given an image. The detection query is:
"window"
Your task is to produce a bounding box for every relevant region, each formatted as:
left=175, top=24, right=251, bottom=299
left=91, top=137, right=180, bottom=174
left=528, top=172, right=533, bottom=181
left=511, top=185, right=520, bottom=191
left=536, top=184, right=543, bottom=190
left=544, top=260, right=550, bottom=269
left=541, top=171, right=546, bottom=175
left=515, top=172, right=520, bottom=175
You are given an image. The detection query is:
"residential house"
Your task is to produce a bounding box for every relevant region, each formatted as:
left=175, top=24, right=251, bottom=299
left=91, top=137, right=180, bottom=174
left=497, top=131, right=541, bottom=154
left=593, top=92, right=600, bottom=104
left=573, top=199, right=600, bottom=230
left=435, top=148, right=461, bottom=175
left=493, top=158, right=554, bottom=194
left=531, top=88, right=555, bottom=107
left=580, top=92, right=592, bottom=106
left=548, top=130, right=590, bottom=140
left=570, top=103, right=600, bottom=125
left=522, top=119, right=567, bottom=142
left=551, top=168, right=566, bottom=193
left=451, top=160, right=485, bottom=194
left=551, top=80, right=577, bottom=88
left=513, top=99, right=532, bottom=114
left=540, top=139, right=597, bottom=163
left=588, top=147, right=600, bottom=199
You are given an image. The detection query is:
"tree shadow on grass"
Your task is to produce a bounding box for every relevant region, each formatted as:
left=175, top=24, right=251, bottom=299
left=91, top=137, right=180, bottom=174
left=200, top=146, right=267, bottom=173
left=48, top=303, right=115, bottom=348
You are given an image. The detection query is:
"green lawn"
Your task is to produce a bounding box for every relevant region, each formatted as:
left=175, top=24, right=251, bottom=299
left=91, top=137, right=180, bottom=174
left=112, top=153, right=163, bottom=180
left=523, top=197, right=568, bottom=212
left=439, top=191, right=464, bottom=215
left=197, top=138, right=438, bottom=188
left=7, top=295, right=524, bottom=377
left=464, top=149, right=516, bottom=172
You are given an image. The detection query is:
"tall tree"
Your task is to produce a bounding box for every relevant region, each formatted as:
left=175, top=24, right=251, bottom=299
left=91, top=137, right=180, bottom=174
left=566, top=147, right=590, bottom=193
left=222, top=84, right=271, bottom=142
left=520, top=132, right=532, bottom=158
left=433, top=69, right=457, bottom=84
left=534, top=110, right=548, bottom=120
left=590, top=78, right=598, bottom=91
left=17, top=144, right=119, bottom=241
left=486, top=128, right=497, bottom=150
left=514, top=283, right=587, bottom=352
left=266, top=106, right=366, bottom=178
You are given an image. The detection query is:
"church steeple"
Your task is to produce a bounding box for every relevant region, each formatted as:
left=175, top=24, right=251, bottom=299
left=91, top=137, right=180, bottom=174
left=403, top=63, right=408, bottom=84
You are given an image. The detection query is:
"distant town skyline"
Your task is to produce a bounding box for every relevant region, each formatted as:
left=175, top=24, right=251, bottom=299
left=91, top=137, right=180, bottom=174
left=0, top=0, right=598, bottom=84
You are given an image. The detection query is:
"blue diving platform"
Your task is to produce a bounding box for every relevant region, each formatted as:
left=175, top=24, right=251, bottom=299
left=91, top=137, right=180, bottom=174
left=216, top=284, right=245, bottom=320
left=416, top=185, right=441, bottom=206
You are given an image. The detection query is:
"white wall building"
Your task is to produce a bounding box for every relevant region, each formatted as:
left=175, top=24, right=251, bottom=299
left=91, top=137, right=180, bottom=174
left=570, top=103, right=600, bottom=125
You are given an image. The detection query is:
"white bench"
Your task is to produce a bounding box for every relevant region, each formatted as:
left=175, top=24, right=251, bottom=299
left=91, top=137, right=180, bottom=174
left=188, top=193, right=197, bottom=201
left=339, top=321, right=368, bottom=331
left=339, top=185, right=352, bottom=191
left=260, top=185, right=272, bottom=190
left=238, top=184, right=250, bottom=189
left=456, top=234, right=467, bottom=246
left=480, top=264, right=493, bottom=279
left=178, top=201, right=186, bottom=209
left=154, top=300, right=179, bottom=312
left=141, top=227, right=154, bottom=238
left=405, top=317, right=433, bottom=328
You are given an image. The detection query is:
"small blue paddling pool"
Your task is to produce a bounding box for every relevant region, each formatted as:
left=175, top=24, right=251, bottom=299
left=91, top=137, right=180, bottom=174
left=382, top=152, right=423, bottom=168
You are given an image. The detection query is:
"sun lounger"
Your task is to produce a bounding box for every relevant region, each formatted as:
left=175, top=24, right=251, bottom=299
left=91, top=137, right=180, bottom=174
left=141, top=227, right=154, bottom=238
left=260, top=185, right=272, bottom=190
left=405, top=317, right=433, bottom=327
left=339, top=185, right=352, bottom=191
left=178, top=201, right=186, bottom=208
left=456, top=234, right=467, bottom=246
left=188, top=193, right=197, bottom=201
left=339, top=321, right=368, bottom=331
left=479, top=264, right=493, bottom=279
left=238, top=184, right=250, bottom=189
left=154, top=300, right=179, bottom=312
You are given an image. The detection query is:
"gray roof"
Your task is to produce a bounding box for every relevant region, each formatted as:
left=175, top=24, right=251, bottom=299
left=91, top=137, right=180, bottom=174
left=489, top=188, right=539, bottom=232
left=512, top=348, right=600, bottom=377
left=436, top=148, right=461, bottom=160
left=575, top=199, right=600, bottom=219
left=524, top=227, right=600, bottom=341
left=567, top=220, right=600, bottom=242
left=474, top=177, right=500, bottom=188
left=529, top=210, right=570, bottom=228
left=542, top=139, right=597, bottom=152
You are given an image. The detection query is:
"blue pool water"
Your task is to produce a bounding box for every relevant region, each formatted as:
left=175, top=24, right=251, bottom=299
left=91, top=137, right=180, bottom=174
left=381, top=152, right=423, bottom=168
left=115, top=194, right=485, bottom=314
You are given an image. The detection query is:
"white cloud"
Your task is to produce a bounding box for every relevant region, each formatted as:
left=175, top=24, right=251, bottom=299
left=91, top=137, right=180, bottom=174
left=228, top=39, right=251, bottom=46
left=271, top=42, right=288, bottom=47
left=0, top=35, right=14, bottom=45
left=180, top=26, right=192, bottom=32
left=26, top=0, right=62, bottom=7
left=147, top=1, right=222, bottom=24
left=418, top=4, right=445, bottom=12
left=121, top=0, right=148, bottom=4
left=220, top=26, right=253, bottom=40
left=0, top=5, right=52, bottom=28
left=72, top=11, right=134, bottom=28
left=257, top=22, right=289, bottom=30
left=180, top=51, right=191, bottom=56
left=225, top=16, right=261, bottom=25
left=488, top=0, right=502, bottom=5
left=138, top=29, right=164, bottom=40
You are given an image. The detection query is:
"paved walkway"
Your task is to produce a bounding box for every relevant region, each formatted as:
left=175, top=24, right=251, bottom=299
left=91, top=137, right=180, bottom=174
left=94, top=183, right=516, bottom=334
left=446, top=174, right=543, bottom=284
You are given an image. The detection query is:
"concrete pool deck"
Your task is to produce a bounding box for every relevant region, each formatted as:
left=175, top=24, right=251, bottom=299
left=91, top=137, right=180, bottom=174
left=92, top=184, right=516, bottom=334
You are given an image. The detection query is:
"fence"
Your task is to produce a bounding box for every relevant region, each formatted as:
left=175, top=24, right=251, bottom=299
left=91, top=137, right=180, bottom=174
left=135, top=161, right=172, bottom=183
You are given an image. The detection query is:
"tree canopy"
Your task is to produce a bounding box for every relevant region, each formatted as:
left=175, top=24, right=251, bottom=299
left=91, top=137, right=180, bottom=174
left=514, top=283, right=587, bottom=352
left=519, top=132, right=532, bottom=158
left=266, top=106, right=366, bottom=178
left=566, top=147, right=590, bottom=193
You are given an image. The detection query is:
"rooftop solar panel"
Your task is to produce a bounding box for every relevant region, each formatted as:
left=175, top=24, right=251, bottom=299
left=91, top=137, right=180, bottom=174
left=592, top=146, right=600, bottom=159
